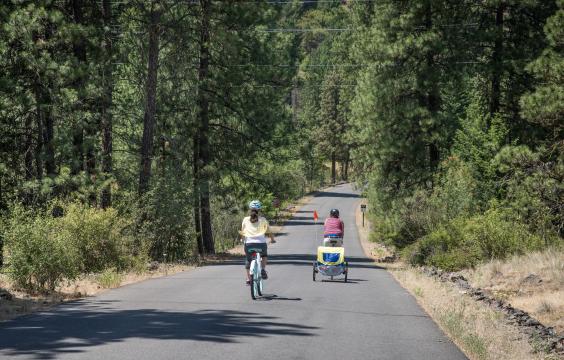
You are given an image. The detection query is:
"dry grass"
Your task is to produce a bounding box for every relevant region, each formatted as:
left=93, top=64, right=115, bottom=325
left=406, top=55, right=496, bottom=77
left=355, top=199, right=562, bottom=360
left=355, top=202, right=396, bottom=262
left=0, top=191, right=317, bottom=322
left=463, top=249, right=564, bottom=334
left=0, top=263, right=192, bottom=322
left=392, top=269, right=556, bottom=360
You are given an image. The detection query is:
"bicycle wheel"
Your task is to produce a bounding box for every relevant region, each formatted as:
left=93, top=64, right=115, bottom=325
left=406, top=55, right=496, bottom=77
left=250, top=260, right=257, bottom=300
left=312, top=262, right=316, bottom=282
left=257, top=273, right=263, bottom=296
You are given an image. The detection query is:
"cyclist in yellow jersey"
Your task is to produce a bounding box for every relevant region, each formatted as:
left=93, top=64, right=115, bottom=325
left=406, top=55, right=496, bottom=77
left=239, top=200, right=276, bottom=285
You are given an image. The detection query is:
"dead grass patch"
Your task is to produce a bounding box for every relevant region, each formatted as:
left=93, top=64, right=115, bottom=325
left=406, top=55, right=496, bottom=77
left=392, top=268, right=555, bottom=360
left=355, top=199, right=562, bottom=360
left=0, top=263, right=192, bottom=322
left=463, top=249, right=564, bottom=334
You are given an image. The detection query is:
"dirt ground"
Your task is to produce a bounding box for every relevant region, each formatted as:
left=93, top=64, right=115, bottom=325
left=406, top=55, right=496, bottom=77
left=0, top=192, right=317, bottom=323
left=354, top=202, right=560, bottom=360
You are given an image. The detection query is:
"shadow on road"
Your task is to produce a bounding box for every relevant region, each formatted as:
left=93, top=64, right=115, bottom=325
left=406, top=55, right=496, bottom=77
left=317, top=278, right=367, bottom=284
left=200, top=254, right=383, bottom=270
left=256, top=294, right=302, bottom=301
left=0, top=307, right=318, bottom=359
left=314, top=191, right=360, bottom=199
left=282, top=220, right=320, bottom=226
left=269, top=254, right=384, bottom=270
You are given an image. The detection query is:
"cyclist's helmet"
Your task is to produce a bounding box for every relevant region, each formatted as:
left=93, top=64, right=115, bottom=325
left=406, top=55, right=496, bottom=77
left=249, top=200, right=262, bottom=210
left=330, top=208, right=340, bottom=217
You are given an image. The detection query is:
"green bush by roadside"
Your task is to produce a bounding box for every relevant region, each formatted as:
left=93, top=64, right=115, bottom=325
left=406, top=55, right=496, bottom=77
left=2, top=202, right=144, bottom=292
left=403, top=210, right=556, bottom=271
left=2, top=205, right=80, bottom=291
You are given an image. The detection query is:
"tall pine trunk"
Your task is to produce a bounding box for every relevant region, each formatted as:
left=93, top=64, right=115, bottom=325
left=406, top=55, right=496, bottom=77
left=331, top=151, right=336, bottom=184
left=34, top=88, right=44, bottom=181
left=100, top=0, right=114, bottom=208
left=197, top=0, right=214, bottom=255
left=34, top=82, right=56, bottom=177
left=193, top=133, right=204, bottom=256
left=70, top=0, right=86, bottom=176
left=138, top=4, right=161, bottom=195
left=489, top=2, right=505, bottom=119
left=344, top=152, right=350, bottom=181
left=425, top=2, right=440, bottom=175
left=24, top=115, right=34, bottom=181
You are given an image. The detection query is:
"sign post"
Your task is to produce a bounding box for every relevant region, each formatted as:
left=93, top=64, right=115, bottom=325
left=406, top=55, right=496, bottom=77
left=360, top=204, right=367, bottom=227
left=272, top=197, right=280, bottom=223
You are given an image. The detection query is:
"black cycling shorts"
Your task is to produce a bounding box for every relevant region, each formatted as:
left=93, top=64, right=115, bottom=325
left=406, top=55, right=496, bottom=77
left=244, top=243, right=268, bottom=269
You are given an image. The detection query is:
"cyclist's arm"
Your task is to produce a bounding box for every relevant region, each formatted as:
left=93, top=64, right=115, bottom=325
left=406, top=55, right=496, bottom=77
left=265, top=221, right=276, bottom=243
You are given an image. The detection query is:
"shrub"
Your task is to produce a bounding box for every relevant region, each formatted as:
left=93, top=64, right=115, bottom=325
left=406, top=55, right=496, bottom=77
left=465, top=209, right=547, bottom=260
left=404, top=210, right=549, bottom=271
left=96, top=268, right=124, bottom=289
left=135, top=175, right=196, bottom=262
left=58, top=202, right=138, bottom=273
left=492, top=145, right=563, bottom=239
left=375, top=158, right=478, bottom=249
left=3, top=205, right=80, bottom=291
left=2, top=202, right=145, bottom=292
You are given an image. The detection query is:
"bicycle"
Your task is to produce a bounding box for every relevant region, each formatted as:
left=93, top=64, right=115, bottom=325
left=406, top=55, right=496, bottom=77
left=248, top=247, right=264, bottom=300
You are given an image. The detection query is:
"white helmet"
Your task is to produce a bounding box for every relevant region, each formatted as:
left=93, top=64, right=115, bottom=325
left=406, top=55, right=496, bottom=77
left=249, top=200, right=262, bottom=210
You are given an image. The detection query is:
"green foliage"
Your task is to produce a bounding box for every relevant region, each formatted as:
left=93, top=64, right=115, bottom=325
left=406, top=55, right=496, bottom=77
left=57, top=202, right=138, bottom=273
left=371, top=158, right=477, bottom=249
left=3, top=205, right=80, bottom=291
left=492, top=145, right=563, bottom=239
left=96, top=268, right=124, bottom=289
left=136, top=175, right=196, bottom=262
left=452, top=106, right=509, bottom=207
left=520, top=1, right=564, bottom=135
left=2, top=202, right=144, bottom=291
left=405, top=210, right=550, bottom=271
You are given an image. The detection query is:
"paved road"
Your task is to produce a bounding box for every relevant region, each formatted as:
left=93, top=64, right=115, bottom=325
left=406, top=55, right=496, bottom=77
left=0, top=184, right=466, bottom=360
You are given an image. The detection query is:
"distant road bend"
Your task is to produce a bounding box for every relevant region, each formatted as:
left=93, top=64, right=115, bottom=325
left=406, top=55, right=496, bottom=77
left=0, top=184, right=467, bottom=360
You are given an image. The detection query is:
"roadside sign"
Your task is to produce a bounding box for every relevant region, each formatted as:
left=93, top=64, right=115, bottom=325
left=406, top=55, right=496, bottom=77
left=360, top=204, right=367, bottom=212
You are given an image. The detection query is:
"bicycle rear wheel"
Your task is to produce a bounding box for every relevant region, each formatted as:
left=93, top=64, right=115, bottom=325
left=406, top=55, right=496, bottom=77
left=250, top=260, right=257, bottom=300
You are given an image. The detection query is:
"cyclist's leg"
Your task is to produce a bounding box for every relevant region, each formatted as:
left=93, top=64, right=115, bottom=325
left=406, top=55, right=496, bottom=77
left=244, top=243, right=252, bottom=284
left=259, top=243, right=268, bottom=278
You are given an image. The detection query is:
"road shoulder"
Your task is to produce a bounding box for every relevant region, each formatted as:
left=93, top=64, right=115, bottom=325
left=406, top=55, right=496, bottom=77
left=355, top=201, right=556, bottom=360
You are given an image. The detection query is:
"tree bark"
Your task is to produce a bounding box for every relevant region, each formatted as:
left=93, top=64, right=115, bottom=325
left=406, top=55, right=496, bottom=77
left=425, top=1, right=441, bottom=175
left=331, top=151, right=336, bottom=184
left=489, top=2, right=505, bottom=119
left=24, top=115, right=34, bottom=181
left=138, top=3, right=161, bottom=196
left=197, top=0, right=214, bottom=255
left=344, top=151, right=350, bottom=181
left=70, top=0, right=86, bottom=176
left=42, top=98, right=56, bottom=177
left=33, top=82, right=56, bottom=177
left=34, top=87, right=44, bottom=181
left=100, top=0, right=114, bottom=208
left=193, top=133, right=204, bottom=256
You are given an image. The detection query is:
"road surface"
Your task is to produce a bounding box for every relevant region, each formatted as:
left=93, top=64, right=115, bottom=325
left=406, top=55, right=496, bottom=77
left=0, top=184, right=466, bottom=360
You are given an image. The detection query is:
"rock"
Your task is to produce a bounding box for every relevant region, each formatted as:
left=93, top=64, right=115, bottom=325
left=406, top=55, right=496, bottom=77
left=148, top=261, right=160, bottom=271
left=456, top=280, right=471, bottom=289
left=520, top=273, right=543, bottom=286
left=524, top=318, right=540, bottom=327
left=0, top=289, right=13, bottom=301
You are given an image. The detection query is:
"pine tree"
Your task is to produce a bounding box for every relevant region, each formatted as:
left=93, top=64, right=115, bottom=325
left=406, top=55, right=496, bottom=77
left=520, top=0, right=564, bottom=145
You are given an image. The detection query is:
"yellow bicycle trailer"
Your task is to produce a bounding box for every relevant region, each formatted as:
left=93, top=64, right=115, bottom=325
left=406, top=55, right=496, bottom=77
left=313, top=246, right=348, bottom=282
